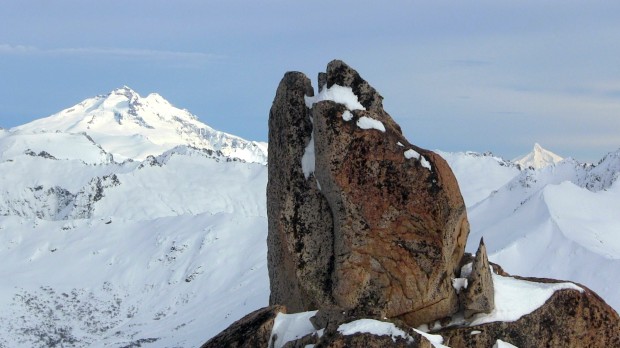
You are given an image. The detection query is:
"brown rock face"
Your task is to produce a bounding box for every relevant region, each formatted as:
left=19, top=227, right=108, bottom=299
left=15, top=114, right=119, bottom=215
left=440, top=282, right=620, bottom=348
left=203, top=60, right=620, bottom=348
left=200, top=305, right=286, bottom=348
left=267, top=60, right=470, bottom=326
left=267, top=72, right=335, bottom=312
left=460, top=238, right=494, bottom=318
left=313, top=330, right=434, bottom=348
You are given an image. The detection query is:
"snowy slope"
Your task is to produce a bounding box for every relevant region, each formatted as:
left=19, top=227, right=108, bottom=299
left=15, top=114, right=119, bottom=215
left=455, top=150, right=620, bottom=311
left=12, top=86, right=267, bottom=164
left=436, top=151, right=520, bottom=208
left=0, top=143, right=269, bottom=347
left=512, top=143, right=563, bottom=169
left=0, top=213, right=268, bottom=347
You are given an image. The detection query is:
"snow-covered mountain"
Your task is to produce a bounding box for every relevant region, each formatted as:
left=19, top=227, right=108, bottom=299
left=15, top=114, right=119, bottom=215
left=439, top=149, right=620, bottom=312
left=512, top=143, right=563, bottom=169
left=12, top=86, right=267, bottom=164
left=0, top=89, right=271, bottom=347
left=1, top=89, right=619, bottom=346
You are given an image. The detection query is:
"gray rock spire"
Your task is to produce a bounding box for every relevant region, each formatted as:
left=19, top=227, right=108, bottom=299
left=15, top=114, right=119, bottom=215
left=462, top=237, right=495, bottom=318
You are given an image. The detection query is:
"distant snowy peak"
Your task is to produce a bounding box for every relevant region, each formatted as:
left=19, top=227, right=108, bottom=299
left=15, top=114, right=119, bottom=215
left=513, top=143, right=563, bottom=169
left=12, top=86, right=267, bottom=164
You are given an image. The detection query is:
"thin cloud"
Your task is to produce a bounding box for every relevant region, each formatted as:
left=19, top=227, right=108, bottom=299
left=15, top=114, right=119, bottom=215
left=0, top=43, right=222, bottom=61
left=0, top=44, right=37, bottom=53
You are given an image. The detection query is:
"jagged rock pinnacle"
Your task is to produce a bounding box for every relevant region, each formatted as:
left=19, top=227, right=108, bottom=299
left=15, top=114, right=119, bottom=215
left=461, top=237, right=495, bottom=319
left=267, top=60, right=470, bottom=326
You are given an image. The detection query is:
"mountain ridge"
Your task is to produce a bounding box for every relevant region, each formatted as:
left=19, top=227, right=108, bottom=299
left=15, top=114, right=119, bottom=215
left=10, top=86, right=267, bottom=164
left=513, top=143, right=563, bottom=169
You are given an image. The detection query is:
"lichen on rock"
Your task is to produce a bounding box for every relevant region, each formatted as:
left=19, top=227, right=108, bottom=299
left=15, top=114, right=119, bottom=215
left=267, top=60, right=470, bottom=326
left=460, top=238, right=494, bottom=319
left=203, top=59, right=620, bottom=348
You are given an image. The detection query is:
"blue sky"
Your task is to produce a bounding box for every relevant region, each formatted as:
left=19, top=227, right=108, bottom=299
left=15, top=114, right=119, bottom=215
left=1, top=1, right=619, bottom=162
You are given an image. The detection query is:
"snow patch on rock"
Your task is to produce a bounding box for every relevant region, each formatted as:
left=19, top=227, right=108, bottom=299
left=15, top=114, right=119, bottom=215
left=301, top=132, right=315, bottom=179
left=468, top=272, right=582, bottom=326
left=420, top=156, right=432, bottom=170
left=270, top=311, right=318, bottom=348
left=452, top=278, right=468, bottom=293
left=494, top=339, right=519, bottom=348
left=342, top=110, right=353, bottom=121
left=411, top=328, right=450, bottom=348
left=356, top=116, right=385, bottom=132
left=304, top=84, right=365, bottom=111
left=404, top=149, right=432, bottom=171
left=404, top=149, right=420, bottom=159
left=338, top=319, right=413, bottom=343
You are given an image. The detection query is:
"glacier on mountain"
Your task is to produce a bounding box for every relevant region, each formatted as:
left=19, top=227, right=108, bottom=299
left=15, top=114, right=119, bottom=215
left=11, top=86, right=267, bottom=164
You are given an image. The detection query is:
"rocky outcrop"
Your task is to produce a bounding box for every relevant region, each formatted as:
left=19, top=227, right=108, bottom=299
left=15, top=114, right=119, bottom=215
left=312, top=329, right=435, bottom=348
left=267, top=60, right=470, bottom=326
left=200, top=305, right=286, bottom=348
left=267, top=72, right=335, bottom=312
left=203, top=60, right=620, bottom=348
left=440, top=282, right=620, bottom=348
left=460, top=238, right=494, bottom=318
left=203, top=308, right=439, bottom=348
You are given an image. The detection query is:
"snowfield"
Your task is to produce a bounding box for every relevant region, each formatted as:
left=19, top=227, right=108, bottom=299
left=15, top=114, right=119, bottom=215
left=0, top=143, right=268, bottom=347
left=0, top=89, right=618, bottom=347
left=0, top=212, right=268, bottom=347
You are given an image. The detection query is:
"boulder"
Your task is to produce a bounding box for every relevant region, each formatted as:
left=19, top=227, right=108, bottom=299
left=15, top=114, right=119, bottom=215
left=200, top=305, right=286, bottom=348
left=313, top=330, right=434, bottom=348
left=287, top=311, right=438, bottom=348
left=267, top=60, right=470, bottom=326
left=204, top=60, right=620, bottom=348
left=440, top=282, right=620, bottom=348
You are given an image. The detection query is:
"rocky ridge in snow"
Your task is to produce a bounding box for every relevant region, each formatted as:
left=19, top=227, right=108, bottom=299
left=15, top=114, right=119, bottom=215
left=441, top=147, right=620, bottom=312
left=205, top=61, right=619, bottom=347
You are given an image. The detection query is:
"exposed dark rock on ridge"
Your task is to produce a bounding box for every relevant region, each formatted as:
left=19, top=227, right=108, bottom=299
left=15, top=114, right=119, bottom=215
left=267, top=60, right=470, bottom=326
left=267, top=72, right=335, bottom=311
left=200, top=305, right=286, bottom=348
left=440, top=281, right=620, bottom=348
left=460, top=238, right=494, bottom=318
